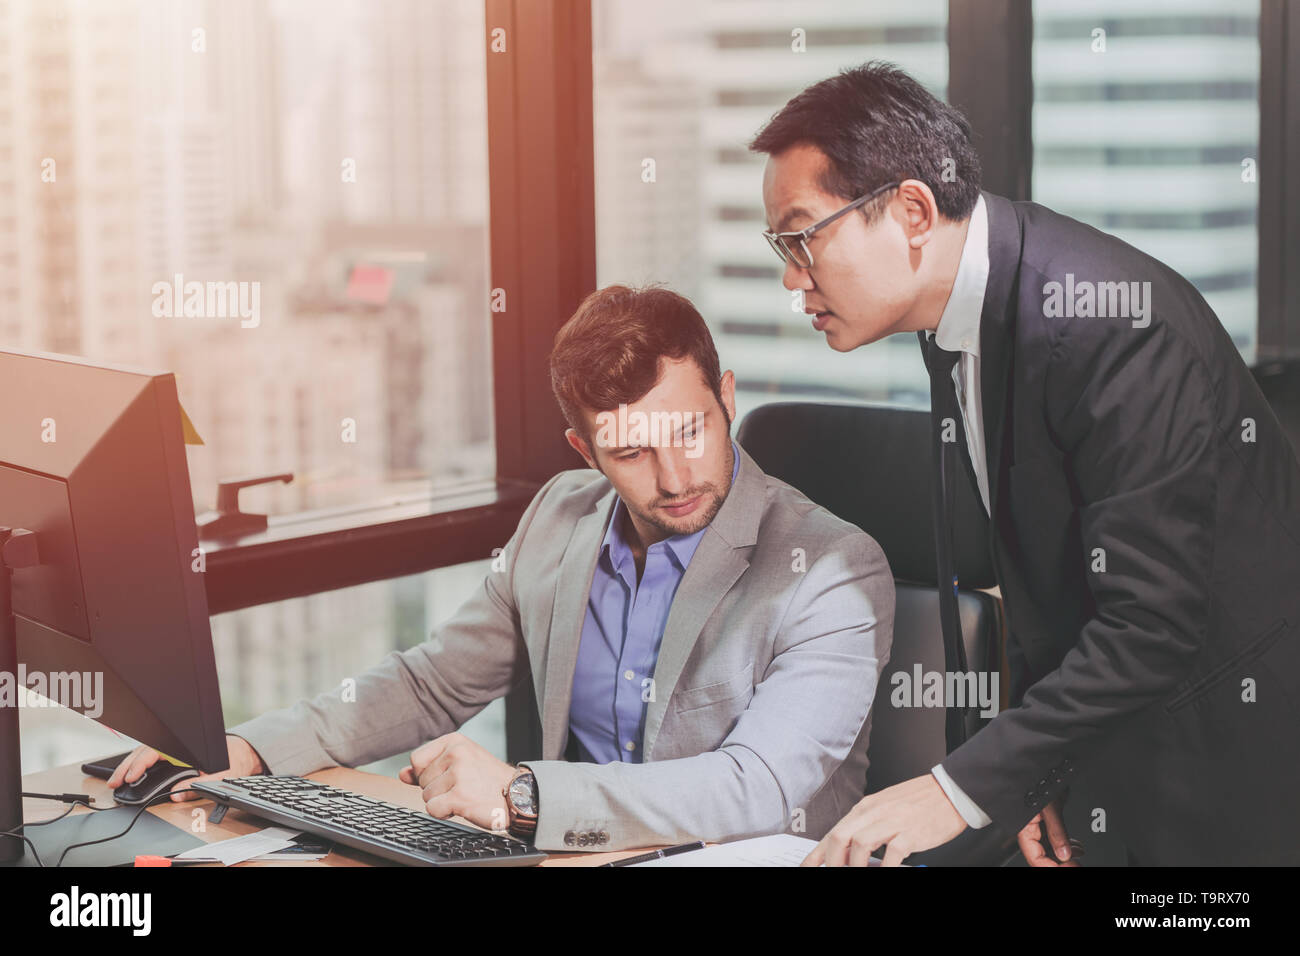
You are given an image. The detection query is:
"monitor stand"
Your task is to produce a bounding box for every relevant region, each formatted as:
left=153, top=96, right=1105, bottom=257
left=1, top=528, right=40, bottom=864
left=0, top=527, right=35, bottom=863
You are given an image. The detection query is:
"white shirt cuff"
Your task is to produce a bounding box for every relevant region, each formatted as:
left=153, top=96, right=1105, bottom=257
left=932, top=763, right=993, bottom=829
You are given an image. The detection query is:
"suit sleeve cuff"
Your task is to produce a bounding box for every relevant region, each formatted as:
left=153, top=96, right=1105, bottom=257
left=226, top=713, right=338, bottom=779
left=932, top=763, right=992, bottom=829
left=517, top=759, right=615, bottom=852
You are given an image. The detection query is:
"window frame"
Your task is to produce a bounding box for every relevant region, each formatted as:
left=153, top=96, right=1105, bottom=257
left=1259, top=0, right=1300, bottom=359
left=202, top=0, right=595, bottom=618
left=949, top=0, right=1034, bottom=202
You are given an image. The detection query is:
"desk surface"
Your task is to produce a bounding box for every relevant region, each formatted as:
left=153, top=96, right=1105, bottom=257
left=21, top=760, right=654, bottom=867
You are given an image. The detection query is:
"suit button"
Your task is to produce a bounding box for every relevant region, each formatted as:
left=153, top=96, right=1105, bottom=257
left=578, top=833, right=589, bottom=846
left=563, top=830, right=577, bottom=847
left=597, top=831, right=609, bottom=844
left=1024, top=792, right=1037, bottom=807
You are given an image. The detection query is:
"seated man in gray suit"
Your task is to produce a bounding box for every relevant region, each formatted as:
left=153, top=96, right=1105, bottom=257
left=109, top=284, right=896, bottom=852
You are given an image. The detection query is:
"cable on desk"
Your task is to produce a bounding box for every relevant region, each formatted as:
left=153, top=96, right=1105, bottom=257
left=21, top=791, right=99, bottom=808
left=54, top=787, right=206, bottom=868
left=0, top=798, right=97, bottom=866
left=2, top=794, right=106, bottom=837
left=1, top=786, right=206, bottom=867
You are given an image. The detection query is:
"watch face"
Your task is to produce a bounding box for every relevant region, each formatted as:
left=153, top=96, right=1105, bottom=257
left=508, top=775, right=536, bottom=816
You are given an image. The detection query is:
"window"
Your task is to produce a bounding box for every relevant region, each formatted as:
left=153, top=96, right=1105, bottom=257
left=592, top=0, right=950, bottom=420
left=2, top=0, right=495, bottom=518
left=1032, top=1, right=1260, bottom=360
left=20, top=559, right=507, bottom=775
left=212, top=560, right=507, bottom=773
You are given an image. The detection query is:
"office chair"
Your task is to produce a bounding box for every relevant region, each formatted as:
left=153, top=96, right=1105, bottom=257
left=737, top=401, right=1019, bottom=865
left=1251, top=359, right=1300, bottom=460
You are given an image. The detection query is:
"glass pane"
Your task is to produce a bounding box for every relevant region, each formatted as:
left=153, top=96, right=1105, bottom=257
left=1033, top=0, right=1260, bottom=360
left=593, top=0, right=950, bottom=420
left=0, top=0, right=494, bottom=517
left=18, top=560, right=506, bottom=775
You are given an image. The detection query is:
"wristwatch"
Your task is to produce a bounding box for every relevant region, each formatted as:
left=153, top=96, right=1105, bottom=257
left=503, top=767, right=538, bottom=841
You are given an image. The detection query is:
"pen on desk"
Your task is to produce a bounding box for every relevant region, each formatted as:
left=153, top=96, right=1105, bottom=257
left=601, top=840, right=706, bottom=867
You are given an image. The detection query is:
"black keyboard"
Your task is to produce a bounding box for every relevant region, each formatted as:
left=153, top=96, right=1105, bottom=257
left=192, top=775, right=546, bottom=867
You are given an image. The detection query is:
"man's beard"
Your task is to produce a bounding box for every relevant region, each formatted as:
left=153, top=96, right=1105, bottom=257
left=638, top=438, right=735, bottom=538
left=642, top=485, right=726, bottom=538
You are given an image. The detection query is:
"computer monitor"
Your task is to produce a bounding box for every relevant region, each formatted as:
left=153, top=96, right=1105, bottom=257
left=0, top=349, right=228, bottom=864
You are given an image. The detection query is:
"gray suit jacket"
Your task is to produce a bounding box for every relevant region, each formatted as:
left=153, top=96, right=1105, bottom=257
left=229, top=441, right=894, bottom=851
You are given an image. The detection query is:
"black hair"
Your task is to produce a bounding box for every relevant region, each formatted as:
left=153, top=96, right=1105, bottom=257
left=749, top=60, right=982, bottom=222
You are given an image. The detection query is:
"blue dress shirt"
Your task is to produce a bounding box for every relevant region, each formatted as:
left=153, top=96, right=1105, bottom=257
left=567, top=440, right=740, bottom=764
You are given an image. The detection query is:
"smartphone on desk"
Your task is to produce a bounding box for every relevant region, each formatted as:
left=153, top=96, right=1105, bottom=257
left=82, top=751, right=134, bottom=780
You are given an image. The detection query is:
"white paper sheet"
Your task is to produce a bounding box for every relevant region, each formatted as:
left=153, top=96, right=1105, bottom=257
left=633, top=833, right=887, bottom=867
left=173, top=826, right=302, bottom=865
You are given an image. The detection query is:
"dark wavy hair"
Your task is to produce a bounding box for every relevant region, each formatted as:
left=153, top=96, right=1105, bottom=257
left=550, top=284, right=726, bottom=448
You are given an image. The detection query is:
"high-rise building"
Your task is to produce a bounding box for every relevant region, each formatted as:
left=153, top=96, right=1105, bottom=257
left=595, top=0, right=951, bottom=420
left=1032, top=0, right=1259, bottom=359
left=0, top=0, right=153, bottom=363
left=594, top=57, right=704, bottom=304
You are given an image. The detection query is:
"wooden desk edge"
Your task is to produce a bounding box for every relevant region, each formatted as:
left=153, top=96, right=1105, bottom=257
left=20, top=759, right=663, bottom=867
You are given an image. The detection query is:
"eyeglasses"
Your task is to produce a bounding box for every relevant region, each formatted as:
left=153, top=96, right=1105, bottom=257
left=762, top=181, right=901, bottom=269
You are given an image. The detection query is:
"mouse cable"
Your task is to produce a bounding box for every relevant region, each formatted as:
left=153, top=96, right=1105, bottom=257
left=21, top=791, right=99, bottom=808
left=0, top=801, right=86, bottom=866
left=54, top=787, right=207, bottom=868
left=1, top=798, right=90, bottom=836
left=1, top=787, right=206, bottom=867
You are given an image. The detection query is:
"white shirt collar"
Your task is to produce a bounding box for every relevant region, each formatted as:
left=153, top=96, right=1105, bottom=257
left=931, top=193, right=989, bottom=357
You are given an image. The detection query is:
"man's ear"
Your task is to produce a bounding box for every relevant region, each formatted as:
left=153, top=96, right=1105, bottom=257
left=719, top=370, right=737, bottom=427
left=565, top=428, right=598, bottom=470
left=898, top=178, right=939, bottom=249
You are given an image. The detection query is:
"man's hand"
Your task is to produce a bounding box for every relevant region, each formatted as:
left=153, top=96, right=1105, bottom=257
left=104, top=735, right=265, bottom=802
left=399, top=732, right=517, bottom=832
left=1017, top=798, right=1080, bottom=866
left=801, top=773, right=969, bottom=866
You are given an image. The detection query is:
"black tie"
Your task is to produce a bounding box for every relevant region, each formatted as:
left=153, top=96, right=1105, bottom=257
left=919, top=331, right=971, bottom=754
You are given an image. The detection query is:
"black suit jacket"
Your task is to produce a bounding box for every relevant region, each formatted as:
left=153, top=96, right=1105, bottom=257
left=940, top=191, right=1300, bottom=865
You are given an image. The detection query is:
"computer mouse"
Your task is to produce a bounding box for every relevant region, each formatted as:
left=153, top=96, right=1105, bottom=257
left=112, top=762, right=200, bottom=805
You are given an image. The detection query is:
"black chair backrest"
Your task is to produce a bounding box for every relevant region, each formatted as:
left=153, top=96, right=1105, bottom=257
left=1252, top=360, right=1300, bottom=461
left=736, top=402, right=1003, bottom=791
left=737, top=402, right=994, bottom=588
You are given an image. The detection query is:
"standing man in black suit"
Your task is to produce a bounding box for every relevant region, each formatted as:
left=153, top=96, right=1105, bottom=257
left=749, top=61, right=1300, bottom=866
